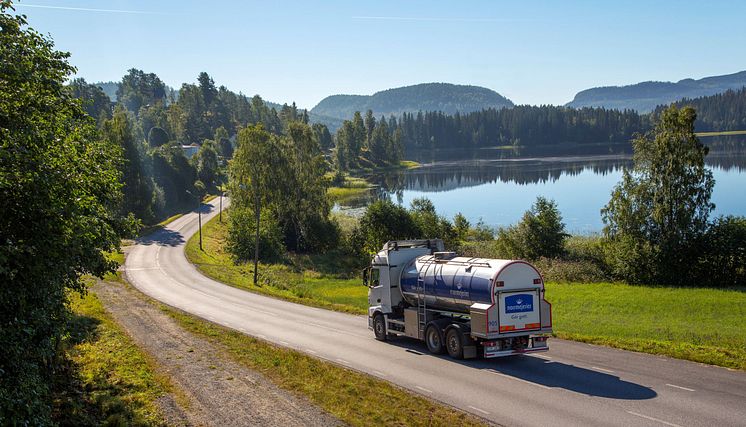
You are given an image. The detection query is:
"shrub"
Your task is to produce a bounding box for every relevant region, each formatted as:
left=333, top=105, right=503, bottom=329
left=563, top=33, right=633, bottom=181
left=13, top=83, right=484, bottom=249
left=409, top=198, right=456, bottom=247
left=695, top=216, right=746, bottom=287
left=226, top=207, right=285, bottom=263
left=352, top=200, right=420, bottom=255
left=495, top=197, right=568, bottom=260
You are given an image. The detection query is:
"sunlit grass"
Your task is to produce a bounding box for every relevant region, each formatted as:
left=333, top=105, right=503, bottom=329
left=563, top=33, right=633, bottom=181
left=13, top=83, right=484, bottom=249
left=55, top=289, right=171, bottom=425
left=185, top=213, right=368, bottom=314
left=547, top=282, right=746, bottom=369
left=187, top=213, right=746, bottom=370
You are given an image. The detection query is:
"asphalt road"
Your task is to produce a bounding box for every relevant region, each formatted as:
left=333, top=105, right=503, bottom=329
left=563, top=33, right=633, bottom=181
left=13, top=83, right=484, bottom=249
left=125, top=199, right=746, bottom=427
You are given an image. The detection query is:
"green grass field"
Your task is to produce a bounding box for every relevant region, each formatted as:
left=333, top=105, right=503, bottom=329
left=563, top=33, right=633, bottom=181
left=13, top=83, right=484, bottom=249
left=54, top=288, right=171, bottom=425
left=186, top=213, right=368, bottom=314
left=186, top=214, right=746, bottom=369
left=548, top=282, right=746, bottom=369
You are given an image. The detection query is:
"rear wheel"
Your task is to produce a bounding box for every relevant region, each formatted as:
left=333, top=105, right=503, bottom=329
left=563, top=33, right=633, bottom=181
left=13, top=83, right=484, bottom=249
left=446, top=327, right=464, bottom=359
left=425, top=324, right=445, bottom=354
left=373, top=313, right=387, bottom=341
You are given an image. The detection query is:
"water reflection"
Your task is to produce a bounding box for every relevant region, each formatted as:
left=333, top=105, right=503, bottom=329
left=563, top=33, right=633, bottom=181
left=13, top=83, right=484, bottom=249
left=335, top=147, right=746, bottom=232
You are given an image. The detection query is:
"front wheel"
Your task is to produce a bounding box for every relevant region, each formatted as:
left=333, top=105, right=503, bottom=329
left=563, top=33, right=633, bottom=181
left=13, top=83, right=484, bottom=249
left=373, top=313, right=387, bottom=341
left=446, top=327, right=464, bottom=359
left=425, top=324, right=445, bottom=354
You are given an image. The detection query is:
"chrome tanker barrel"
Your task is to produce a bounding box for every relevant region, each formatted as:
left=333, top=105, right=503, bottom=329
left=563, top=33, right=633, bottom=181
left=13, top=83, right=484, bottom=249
left=399, top=252, right=545, bottom=313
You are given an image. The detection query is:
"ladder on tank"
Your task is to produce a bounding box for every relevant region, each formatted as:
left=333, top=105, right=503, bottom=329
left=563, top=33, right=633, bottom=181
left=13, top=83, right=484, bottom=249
left=416, top=256, right=436, bottom=340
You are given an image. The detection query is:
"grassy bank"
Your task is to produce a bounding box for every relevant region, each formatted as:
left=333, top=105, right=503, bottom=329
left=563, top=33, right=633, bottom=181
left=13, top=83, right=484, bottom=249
left=186, top=212, right=367, bottom=314
left=187, top=213, right=746, bottom=369
left=161, top=304, right=484, bottom=427
left=327, top=175, right=372, bottom=205
left=548, top=282, right=746, bottom=369
left=53, top=288, right=171, bottom=425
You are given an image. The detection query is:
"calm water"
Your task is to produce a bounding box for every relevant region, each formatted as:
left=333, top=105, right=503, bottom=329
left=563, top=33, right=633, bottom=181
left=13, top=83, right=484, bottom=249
left=336, top=146, right=746, bottom=233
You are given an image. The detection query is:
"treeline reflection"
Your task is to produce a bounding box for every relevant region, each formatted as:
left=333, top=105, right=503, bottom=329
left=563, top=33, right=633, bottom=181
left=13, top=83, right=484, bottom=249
left=341, top=149, right=746, bottom=208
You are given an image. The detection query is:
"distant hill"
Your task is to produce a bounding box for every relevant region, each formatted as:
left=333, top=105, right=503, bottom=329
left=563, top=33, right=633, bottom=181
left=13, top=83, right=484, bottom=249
left=311, top=83, right=514, bottom=121
left=567, top=70, right=746, bottom=112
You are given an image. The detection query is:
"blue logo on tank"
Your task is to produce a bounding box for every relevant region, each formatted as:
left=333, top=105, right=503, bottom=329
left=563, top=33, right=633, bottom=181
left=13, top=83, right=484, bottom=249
left=505, top=294, right=533, bottom=313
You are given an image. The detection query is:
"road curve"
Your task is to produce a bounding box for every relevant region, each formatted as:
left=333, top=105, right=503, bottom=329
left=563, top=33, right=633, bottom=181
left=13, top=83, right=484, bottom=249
left=125, top=198, right=746, bottom=427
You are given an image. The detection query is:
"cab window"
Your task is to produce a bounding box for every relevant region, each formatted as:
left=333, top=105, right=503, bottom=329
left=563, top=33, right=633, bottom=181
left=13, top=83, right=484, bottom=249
left=371, top=268, right=381, bottom=287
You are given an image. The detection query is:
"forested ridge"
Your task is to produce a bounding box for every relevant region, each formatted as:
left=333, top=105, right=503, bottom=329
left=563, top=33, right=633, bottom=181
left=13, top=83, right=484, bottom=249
left=311, top=82, right=514, bottom=121
left=567, top=69, right=746, bottom=112
left=655, top=87, right=746, bottom=132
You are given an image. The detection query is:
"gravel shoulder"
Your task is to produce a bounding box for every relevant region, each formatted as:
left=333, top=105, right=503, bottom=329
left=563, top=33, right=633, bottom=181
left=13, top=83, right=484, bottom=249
left=93, top=279, right=342, bottom=427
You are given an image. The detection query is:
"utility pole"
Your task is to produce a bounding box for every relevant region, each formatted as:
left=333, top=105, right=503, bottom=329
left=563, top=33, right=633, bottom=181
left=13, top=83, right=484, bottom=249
left=198, top=200, right=203, bottom=251
left=253, top=190, right=260, bottom=286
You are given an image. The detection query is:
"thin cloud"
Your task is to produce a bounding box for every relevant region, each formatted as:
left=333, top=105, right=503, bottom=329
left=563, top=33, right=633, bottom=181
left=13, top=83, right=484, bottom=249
left=17, top=4, right=163, bottom=15
left=352, top=16, right=521, bottom=23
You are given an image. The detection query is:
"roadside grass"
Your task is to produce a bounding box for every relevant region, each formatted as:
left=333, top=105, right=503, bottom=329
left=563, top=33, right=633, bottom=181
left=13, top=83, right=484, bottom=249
left=161, top=304, right=485, bottom=427
left=547, top=282, right=746, bottom=370
left=189, top=213, right=746, bottom=370
left=185, top=213, right=367, bottom=314
left=53, top=287, right=171, bottom=425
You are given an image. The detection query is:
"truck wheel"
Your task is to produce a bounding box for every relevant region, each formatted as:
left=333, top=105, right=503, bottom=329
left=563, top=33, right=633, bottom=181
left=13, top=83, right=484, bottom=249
left=373, top=313, right=387, bottom=341
left=425, top=324, right=445, bottom=354
left=446, top=328, right=464, bottom=359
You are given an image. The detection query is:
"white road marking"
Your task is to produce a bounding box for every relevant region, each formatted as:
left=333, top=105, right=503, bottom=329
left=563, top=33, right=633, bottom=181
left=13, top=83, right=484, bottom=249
left=305, top=349, right=317, bottom=354
left=279, top=340, right=289, bottom=345
left=665, top=383, right=695, bottom=392
left=591, top=366, right=615, bottom=373
left=207, top=316, right=216, bottom=321
left=627, top=411, right=682, bottom=427
left=372, top=370, right=386, bottom=377
left=487, top=369, right=552, bottom=390
left=415, top=385, right=432, bottom=393
left=257, top=334, right=266, bottom=339
left=468, top=405, right=490, bottom=415
left=533, top=354, right=552, bottom=360
left=336, top=358, right=350, bottom=365
left=238, top=328, right=247, bottom=333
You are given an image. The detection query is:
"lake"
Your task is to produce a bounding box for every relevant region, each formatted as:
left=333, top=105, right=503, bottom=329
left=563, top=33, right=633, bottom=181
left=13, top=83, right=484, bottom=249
left=335, top=145, right=746, bottom=233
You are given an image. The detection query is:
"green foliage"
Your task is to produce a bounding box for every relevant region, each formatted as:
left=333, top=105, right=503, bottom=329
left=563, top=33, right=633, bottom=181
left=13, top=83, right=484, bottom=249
left=696, top=216, right=746, bottom=286
left=229, top=122, right=336, bottom=263
left=192, top=139, right=219, bottom=189
left=351, top=200, right=421, bottom=255
left=334, top=111, right=404, bottom=169
left=116, top=68, right=166, bottom=114
left=67, top=78, right=112, bottom=123
left=0, top=3, right=133, bottom=422
left=226, top=207, right=285, bottom=262
left=602, top=106, right=714, bottom=285
left=102, top=107, right=156, bottom=223
left=409, top=198, right=456, bottom=246
left=147, top=126, right=169, bottom=147
left=496, top=197, right=568, bottom=260
left=311, top=123, right=333, bottom=151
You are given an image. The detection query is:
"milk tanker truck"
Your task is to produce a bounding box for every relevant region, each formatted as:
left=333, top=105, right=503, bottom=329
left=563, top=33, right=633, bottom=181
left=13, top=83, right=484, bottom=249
left=363, top=239, right=552, bottom=359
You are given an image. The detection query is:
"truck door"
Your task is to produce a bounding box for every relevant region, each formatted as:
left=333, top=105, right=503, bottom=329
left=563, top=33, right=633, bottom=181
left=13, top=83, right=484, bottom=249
left=367, top=267, right=383, bottom=307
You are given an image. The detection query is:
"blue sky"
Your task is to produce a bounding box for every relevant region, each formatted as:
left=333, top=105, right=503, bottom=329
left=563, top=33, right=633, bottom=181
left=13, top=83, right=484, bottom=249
left=16, top=0, right=746, bottom=109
